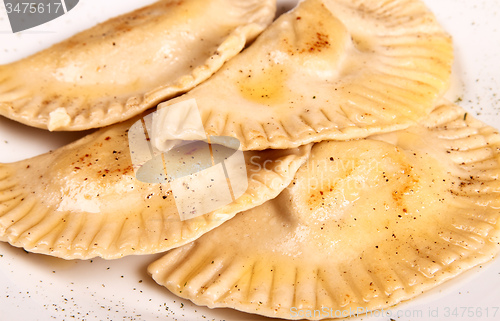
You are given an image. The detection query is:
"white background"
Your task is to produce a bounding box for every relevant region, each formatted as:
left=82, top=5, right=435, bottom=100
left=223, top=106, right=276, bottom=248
left=0, top=1, right=499, bottom=320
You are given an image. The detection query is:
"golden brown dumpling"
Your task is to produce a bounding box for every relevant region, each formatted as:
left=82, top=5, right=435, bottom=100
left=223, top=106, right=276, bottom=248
left=0, top=0, right=276, bottom=131
left=0, top=113, right=311, bottom=259
left=158, top=0, right=453, bottom=150
left=149, top=102, right=500, bottom=319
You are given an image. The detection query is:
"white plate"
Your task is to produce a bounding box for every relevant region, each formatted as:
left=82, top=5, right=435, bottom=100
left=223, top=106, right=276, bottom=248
left=0, top=1, right=499, bottom=320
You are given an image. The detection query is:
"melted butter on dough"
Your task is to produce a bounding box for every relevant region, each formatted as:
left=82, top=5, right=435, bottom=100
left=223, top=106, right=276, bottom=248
left=239, top=64, right=289, bottom=105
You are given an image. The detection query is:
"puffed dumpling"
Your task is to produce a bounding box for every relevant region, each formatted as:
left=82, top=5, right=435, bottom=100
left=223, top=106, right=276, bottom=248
left=158, top=0, right=453, bottom=150
left=0, top=113, right=311, bottom=260
left=0, top=0, right=276, bottom=131
left=149, top=102, right=500, bottom=320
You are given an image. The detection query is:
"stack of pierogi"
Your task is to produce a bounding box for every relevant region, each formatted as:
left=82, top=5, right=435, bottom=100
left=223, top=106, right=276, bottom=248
left=0, top=0, right=498, bottom=319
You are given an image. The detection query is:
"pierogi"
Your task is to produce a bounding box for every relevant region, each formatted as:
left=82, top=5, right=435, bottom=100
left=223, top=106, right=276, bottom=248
left=149, top=102, right=500, bottom=319
left=158, top=0, right=453, bottom=150
left=0, top=0, right=276, bottom=131
left=0, top=113, right=311, bottom=259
